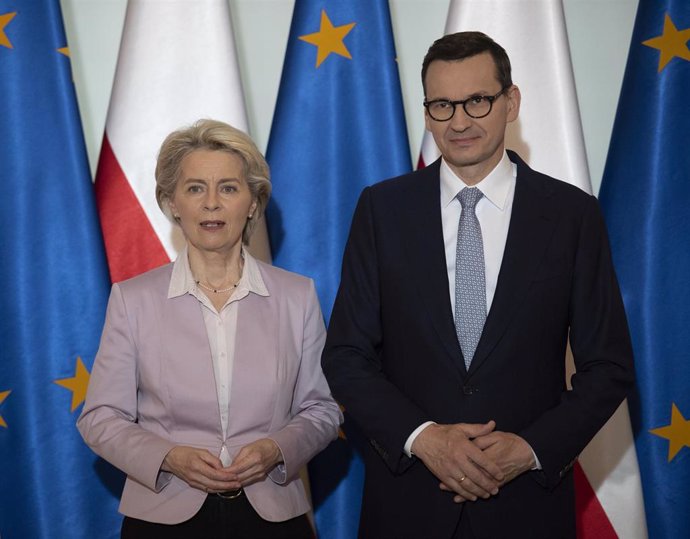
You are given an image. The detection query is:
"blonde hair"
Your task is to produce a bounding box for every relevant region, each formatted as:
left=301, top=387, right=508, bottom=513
left=155, top=119, right=271, bottom=244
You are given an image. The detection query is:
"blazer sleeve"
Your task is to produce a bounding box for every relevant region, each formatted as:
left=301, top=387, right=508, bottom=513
left=77, top=284, right=176, bottom=492
left=267, top=278, right=343, bottom=484
left=322, top=187, right=432, bottom=474
left=519, top=195, right=635, bottom=488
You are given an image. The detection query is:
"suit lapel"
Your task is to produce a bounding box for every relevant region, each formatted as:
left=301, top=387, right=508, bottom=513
left=469, top=153, right=559, bottom=374
left=400, top=160, right=466, bottom=374
left=162, top=289, right=221, bottom=430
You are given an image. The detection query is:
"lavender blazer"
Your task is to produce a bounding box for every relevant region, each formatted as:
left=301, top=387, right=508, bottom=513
left=77, top=259, right=342, bottom=524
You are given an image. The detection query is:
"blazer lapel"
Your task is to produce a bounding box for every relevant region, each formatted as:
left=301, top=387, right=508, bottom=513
left=400, top=160, right=466, bottom=374
left=162, top=291, right=221, bottom=431
left=469, top=153, right=559, bottom=374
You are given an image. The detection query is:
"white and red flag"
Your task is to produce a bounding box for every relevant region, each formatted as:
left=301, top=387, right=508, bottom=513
left=96, top=0, right=269, bottom=283
left=420, top=1, right=646, bottom=537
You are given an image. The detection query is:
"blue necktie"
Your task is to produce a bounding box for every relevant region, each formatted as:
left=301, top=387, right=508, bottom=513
left=455, top=187, right=486, bottom=369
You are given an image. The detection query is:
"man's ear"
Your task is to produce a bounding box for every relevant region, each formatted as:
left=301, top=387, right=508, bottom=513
left=506, top=85, right=521, bottom=123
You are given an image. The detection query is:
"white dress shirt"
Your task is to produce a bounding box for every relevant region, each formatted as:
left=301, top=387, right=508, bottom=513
left=168, top=246, right=269, bottom=466
left=441, top=153, right=517, bottom=314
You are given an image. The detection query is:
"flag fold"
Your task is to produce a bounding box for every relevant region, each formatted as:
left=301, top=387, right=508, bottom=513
left=600, top=1, right=690, bottom=536
left=0, top=2, right=121, bottom=537
left=266, top=2, right=411, bottom=537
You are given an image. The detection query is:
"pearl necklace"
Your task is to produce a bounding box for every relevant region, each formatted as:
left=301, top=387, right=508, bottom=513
left=195, top=279, right=240, bottom=294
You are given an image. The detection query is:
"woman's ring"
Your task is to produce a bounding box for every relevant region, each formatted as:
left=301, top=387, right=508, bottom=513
left=459, top=475, right=466, bottom=482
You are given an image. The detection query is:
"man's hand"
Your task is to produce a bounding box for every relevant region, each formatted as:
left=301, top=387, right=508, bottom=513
left=411, top=421, right=504, bottom=502
left=161, top=446, right=241, bottom=493
left=225, top=438, right=283, bottom=487
left=473, top=431, right=536, bottom=486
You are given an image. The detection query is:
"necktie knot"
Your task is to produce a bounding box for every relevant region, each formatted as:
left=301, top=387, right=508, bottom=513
left=458, top=187, right=483, bottom=211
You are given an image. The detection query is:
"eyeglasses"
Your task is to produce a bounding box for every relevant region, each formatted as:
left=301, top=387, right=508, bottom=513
left=423, top=88, right=507, bottom=121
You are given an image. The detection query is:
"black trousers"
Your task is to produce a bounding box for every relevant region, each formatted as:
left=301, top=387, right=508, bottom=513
left=121, top=492, right=314, bottom=539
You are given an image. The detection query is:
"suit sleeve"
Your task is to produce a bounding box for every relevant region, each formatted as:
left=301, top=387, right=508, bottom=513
left=267, top=279, right=343, bottom=484
left=322, top=187, right=432, bottom=474
left=77, top=284, right=176, bottom=492
left=519, top=195, right=635, bottom=488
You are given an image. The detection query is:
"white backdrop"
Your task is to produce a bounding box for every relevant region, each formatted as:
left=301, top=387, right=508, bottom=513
left=61, top=0, right=638, bottom=195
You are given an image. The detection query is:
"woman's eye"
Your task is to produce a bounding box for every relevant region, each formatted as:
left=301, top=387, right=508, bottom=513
left=221, top=185, right=238, bottom=193
left=470, top=96, right=485, bottom=105
left=187, top=185, right=202, bottom=193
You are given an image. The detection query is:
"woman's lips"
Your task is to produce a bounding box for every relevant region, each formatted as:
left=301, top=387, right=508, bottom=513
left=200, top=220, right=225, bottom=229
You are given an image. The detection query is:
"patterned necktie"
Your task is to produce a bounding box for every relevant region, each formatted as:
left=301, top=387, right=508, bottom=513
left=455, top=187, right=486, bottom=369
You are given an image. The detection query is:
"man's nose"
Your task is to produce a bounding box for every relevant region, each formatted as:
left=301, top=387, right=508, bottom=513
left=449, top=106, right=473, bottom=131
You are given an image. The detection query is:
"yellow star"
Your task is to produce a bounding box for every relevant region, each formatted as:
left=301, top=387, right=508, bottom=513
left=57, top=46, right=70, bottom=57
left=299, top=10, right=355, bottom=68
left=54, top=357, right=91, bottom=412
left=0, top=11, right=17, bottom=49
left=0, top=390, right=11, bottom=428
left=650, top=403, right=690, bottom=461
left=642, top=13, right=690, bottom=72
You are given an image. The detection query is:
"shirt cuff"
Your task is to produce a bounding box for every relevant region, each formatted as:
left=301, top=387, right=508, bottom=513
left=530, top=446, right=542, bottom=470
left=404, top=421, right=436, bottom=457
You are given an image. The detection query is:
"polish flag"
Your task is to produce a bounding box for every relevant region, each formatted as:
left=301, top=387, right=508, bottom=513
left=95, top=0, right=270, bottom=283
left=419, top=1, right=646, bottom=537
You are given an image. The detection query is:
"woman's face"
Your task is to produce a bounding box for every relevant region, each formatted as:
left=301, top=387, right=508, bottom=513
left=169, top=149, right=256, bottom=257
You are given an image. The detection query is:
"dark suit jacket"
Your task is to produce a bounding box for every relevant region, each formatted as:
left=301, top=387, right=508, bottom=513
left=322, top=151, right=634, bottom=539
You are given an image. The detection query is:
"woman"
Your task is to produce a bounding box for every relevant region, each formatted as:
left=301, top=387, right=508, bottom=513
left=78, top=119, right=342, bottom=538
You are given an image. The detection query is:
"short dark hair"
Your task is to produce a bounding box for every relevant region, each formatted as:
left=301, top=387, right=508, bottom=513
left=421, top=31, right=512, bottom=94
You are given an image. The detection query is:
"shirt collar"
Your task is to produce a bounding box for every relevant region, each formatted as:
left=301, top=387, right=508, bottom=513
left=168, top=245, right=269, bottom=300
left=439, top=151, right=516, bottom=211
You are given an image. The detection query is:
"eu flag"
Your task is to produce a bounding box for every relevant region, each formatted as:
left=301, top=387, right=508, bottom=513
left=265, top=1, right=411, bottom=537
left=599, top=1, right=690, bottom=537
left=0, top=2, right=123, bottom=537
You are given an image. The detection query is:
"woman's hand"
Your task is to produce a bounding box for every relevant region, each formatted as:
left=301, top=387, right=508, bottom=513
left=225, top=438, right=283, bottom=487
left=161, top=446, right=241, bottom=493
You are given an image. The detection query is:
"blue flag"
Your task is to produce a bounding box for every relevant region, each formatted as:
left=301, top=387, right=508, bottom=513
left=599, top=2, right=690, bottom=537
left=266, top=1, right=411, bottom=537
left=0, top=3, right=123, bottom=538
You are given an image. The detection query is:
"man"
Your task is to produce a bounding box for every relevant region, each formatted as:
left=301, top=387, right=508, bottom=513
left=322, top=32, right=634, bottom=539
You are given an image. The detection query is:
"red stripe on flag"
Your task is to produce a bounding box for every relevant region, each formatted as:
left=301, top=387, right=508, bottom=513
left=574, top=461, right=618, bottom=538
left=95, top=135, right=170, bottom=283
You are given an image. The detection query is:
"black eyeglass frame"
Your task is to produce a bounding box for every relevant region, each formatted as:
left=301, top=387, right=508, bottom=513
left=423, top=88, right=508, bottom=121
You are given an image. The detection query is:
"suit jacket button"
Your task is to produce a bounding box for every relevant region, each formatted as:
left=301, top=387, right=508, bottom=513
left=462, top=385, right=476, bottom=395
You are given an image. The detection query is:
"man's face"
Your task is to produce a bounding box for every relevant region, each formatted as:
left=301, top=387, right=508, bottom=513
left=424, top=52, right=520, bottom=184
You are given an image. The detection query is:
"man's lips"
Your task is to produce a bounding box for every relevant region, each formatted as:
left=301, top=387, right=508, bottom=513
left=449, top=134, right=479, bottom=146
